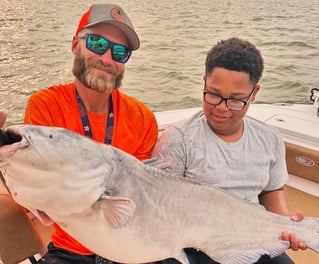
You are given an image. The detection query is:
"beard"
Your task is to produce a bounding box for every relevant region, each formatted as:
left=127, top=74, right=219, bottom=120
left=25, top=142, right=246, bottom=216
left=72, top=48, right=124, bottom=93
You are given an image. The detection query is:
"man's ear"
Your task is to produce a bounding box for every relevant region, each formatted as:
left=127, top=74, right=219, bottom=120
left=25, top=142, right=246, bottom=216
left=71, top=36, right=79, bottom=54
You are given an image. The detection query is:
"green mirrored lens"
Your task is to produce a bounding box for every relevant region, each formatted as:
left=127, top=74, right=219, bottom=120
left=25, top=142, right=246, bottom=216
left=112, top=45, right=126, bottom=61
left=87, top=35, right=109, bottom=55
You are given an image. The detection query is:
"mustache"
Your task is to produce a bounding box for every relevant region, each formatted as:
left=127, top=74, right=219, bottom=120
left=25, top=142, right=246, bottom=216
left=86, top=59, right=118, bottom=75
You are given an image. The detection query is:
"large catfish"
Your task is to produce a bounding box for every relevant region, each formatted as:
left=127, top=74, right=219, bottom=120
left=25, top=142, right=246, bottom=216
left=0, top=125, right=318, bottom=264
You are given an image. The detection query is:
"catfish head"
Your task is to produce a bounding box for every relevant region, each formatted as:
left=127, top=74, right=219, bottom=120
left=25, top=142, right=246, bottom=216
left=0, top=125, right=121, bottom=225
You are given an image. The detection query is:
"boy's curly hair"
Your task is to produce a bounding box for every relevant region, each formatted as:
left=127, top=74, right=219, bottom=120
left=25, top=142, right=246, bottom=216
left=205, top=38, right=264, bottom=85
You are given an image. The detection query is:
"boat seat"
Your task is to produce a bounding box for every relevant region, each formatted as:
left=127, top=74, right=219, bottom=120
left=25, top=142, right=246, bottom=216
left=285, top=142, right=319, bottom=184
left=0, top=173, right=53, bottom=264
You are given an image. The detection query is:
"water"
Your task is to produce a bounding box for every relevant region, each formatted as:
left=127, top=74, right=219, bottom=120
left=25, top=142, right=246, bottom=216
left=1, top=0, right=319, bottom=125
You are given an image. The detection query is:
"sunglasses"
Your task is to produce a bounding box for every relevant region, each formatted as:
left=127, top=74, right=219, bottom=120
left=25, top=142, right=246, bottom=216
left=78, top=33, right=132, bottom=63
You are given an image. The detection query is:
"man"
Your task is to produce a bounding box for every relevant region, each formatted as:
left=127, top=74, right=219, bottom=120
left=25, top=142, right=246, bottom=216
left=151, top=38, right=306, bottom=264
left=23, top=4, right=158, bottom=264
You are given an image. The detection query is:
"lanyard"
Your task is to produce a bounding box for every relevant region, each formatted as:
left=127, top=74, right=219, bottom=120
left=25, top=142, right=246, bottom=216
left=75, top=89, right=114, bottom=144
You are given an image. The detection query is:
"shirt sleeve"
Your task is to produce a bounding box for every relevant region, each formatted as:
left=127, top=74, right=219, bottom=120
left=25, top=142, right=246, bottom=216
left=23, top=85, right=75, bottom=128
left=134, top=112, right=158, bottom=161
left=265, top=135, right=289, bottom=191
left=24, top=93, right=57, bottom=126
left=151, top=126, right=188, bottom=177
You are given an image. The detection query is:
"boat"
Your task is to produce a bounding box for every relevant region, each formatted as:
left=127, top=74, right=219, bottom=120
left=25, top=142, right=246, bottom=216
left=0, top=89, right=318, bottom=264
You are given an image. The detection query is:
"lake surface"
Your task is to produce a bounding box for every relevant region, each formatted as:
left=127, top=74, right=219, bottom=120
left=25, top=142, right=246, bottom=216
left=1, top=0, right=319, bottom=125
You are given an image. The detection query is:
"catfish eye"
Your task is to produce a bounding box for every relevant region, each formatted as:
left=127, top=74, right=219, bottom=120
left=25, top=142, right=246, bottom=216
left=49, top=134, right=53, bottom=139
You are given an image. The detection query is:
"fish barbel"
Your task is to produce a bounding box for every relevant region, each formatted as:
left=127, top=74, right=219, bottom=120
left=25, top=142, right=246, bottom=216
left=0, top=125, right=318, bottom=264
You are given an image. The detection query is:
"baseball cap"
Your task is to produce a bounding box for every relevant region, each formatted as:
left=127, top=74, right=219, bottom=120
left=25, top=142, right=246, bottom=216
left=75, top=4, right=140, bottom=50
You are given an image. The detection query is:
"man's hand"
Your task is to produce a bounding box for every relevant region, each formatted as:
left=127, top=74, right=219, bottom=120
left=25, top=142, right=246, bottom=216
left=280, top=211, right=307, bottom=251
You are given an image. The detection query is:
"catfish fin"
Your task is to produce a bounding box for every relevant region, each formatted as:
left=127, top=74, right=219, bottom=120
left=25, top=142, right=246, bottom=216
left=98, top=195, right=136, bottom=229
left=207, top=240, right=289, bottom=264
left=174, top=249, right=190, bottom=264
left=263, top=240, right=290, bottom=258
left=143, top=158, right=175, bottom=169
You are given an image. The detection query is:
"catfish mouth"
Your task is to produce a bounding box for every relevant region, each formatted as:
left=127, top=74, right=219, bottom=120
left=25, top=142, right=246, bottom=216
left=0, top=129, right=22, bottom=147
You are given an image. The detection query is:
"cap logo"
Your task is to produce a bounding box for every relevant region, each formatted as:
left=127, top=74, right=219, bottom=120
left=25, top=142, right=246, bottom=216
left=110, top=7, right=126, bottom=23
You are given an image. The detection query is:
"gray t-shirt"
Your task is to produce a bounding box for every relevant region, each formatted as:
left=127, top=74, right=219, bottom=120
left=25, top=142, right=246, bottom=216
left=152, top=109, right=288, bottom=204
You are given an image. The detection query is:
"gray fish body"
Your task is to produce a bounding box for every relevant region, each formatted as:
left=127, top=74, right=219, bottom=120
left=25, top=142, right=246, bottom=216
left=0, top=125, right=318, bottom=264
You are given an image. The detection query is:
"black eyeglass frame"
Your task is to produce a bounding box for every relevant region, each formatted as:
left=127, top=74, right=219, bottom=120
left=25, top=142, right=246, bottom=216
left=78, top=33, right=132, bottom=63
left=203, top=84, right=256, bottom=111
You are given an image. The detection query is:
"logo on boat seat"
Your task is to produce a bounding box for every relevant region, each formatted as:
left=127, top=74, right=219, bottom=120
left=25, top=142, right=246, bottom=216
left=295, top=156, right=315, bottom=167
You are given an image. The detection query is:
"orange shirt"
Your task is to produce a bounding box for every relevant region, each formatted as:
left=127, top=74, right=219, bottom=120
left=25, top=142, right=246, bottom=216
left=24, top=82, right=158, bottom=254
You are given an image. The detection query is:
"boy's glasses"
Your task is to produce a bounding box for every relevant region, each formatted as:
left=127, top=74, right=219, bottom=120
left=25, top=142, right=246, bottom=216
left=78, top=33, right=132, bottom=63
left=203, top=85, right=256, bottom=111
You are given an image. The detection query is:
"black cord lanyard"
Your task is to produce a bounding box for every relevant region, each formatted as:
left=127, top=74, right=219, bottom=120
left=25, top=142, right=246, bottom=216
left=75, top=89, right=114, bottom=144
